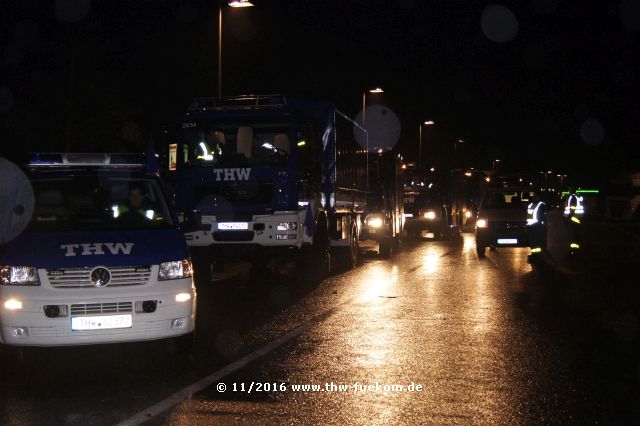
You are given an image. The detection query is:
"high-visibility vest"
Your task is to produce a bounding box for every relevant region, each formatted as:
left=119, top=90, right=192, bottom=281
left=527, top=201, right=545, bottom=225
left=564, top=194, right=584, bottom=216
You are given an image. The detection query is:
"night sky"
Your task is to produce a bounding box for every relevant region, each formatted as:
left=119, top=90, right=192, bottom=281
left=2, top=0, right=639, bottom=182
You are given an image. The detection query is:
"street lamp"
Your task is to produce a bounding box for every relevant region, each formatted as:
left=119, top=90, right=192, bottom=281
left=454, top=139, right=464, bottom=168
left=218, top=0, right=254, bottom=97
left=492, top=158, right=500, bottom=170
left=418, top=120, right=435, bottom=167
left=362, top=87, right=384, bottom=126
left=361, top=87, right=384, bottom=190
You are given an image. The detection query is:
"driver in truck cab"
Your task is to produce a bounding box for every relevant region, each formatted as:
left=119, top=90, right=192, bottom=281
left=196, top=130, right=225, bottom=161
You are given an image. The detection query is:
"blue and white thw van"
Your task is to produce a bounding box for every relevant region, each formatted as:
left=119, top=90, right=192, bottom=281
left=0, top=153, right=196, bottom=348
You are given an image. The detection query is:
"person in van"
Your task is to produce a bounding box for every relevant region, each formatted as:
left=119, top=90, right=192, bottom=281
left=115, top=183, right=163, bottom=223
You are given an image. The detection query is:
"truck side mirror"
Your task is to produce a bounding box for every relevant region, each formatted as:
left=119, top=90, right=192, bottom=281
left=182, top=210, right=210, bottom=232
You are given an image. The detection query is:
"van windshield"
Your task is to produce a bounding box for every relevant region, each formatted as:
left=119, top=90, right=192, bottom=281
left=28, top=176, right=175, bottom=231
left=482, top=191, right=534, bottom=210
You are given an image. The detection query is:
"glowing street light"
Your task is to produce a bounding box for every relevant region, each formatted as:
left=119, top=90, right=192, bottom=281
left=361, top=87, right=384, bottom=190
left=228, top=0, right=254, bottom=6
left=217, top=1, right=254, bottom=96
left=362, top=87, right=384, bottom=125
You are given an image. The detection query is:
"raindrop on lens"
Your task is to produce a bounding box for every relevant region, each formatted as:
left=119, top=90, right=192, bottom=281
left=481, top=4, right=519, bottom=42
left=214, top=330, right=243, bottom=357
left=353, top=105, right=402, bottom=152
left=0, top=87, right=14, bottom=114
left=620, top=0, right=640, bottom=32
left=55, top=0, right=91, bottom=23
left=580, top=118, right=605, bottom=146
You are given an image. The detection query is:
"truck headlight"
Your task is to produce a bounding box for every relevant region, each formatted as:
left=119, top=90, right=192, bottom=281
left=476, top=219, right=488, bottom=228
left=367, top=217, right=383, bottom=228
left=158, top=259, right=193, bottom=281
left=277, top=222, right=298, bottom=231
left=424, top=210, right=436, bottom=220
left=0, top=266, right=41, bottom=286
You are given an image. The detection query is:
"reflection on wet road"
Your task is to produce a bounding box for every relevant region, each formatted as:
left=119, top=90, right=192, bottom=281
left=147, top=234, right=637, bottom=425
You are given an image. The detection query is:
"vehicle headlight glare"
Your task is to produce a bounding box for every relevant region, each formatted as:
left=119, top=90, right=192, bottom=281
left=424, top=211, right=436, bottom=220
left=368, top=217, right=383, bottom=228
left=4, top=299, right=23, bottom=310
left=158, top=259, right=193, bottom=281
left=476, top=219, right=488, bottom=228
left=175, top=293, right=191, bottom=303
left=0, top=266, right=40, bottom=286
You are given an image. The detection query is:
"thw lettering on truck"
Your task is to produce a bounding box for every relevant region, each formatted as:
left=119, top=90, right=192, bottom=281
left=212, top=168, right=251, bottom=181
left=60, top=243, right=135, bottom=256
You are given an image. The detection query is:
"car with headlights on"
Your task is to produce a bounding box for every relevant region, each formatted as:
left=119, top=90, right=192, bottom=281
left=475, top=188, right=533, bottom=257
left=403, top=190, right=451, bottom=240
left=0, top=153, right=196, bottom=352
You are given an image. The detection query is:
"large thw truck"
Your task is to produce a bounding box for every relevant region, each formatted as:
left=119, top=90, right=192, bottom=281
left=171, top=95, right=368, bottom=276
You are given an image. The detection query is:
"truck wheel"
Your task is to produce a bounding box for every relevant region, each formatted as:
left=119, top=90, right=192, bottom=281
left=335, top=224, right=359, bottom=270
left=476, top=244, right=486, bottom=258
left=299, top=228, right=331, bottom=281
left=379, top=238, right=392, bottom=258
left=392, top=235, right=401, bottom=251
left=301, top=246, right=330, bottom=281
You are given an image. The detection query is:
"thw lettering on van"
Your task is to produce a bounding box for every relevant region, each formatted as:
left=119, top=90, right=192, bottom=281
left=60, top=243, right=135, bottom=257
left=212, top=168, right=251, bottom=182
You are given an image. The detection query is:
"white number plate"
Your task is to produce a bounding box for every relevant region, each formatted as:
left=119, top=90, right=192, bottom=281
left=218, top=222, right=249, bottom=230
left=497, top=238, right=518, bottom=244
left=71, top=314, right=133, bottom=331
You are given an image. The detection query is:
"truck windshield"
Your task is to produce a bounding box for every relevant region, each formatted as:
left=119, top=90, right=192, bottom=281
left=28, top=176, right=175, bottom=231
left=182, top=119, right=292, bottom=166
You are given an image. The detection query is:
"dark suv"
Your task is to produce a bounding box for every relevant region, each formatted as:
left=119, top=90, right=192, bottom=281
left=475, top=188, right=533, bottom=257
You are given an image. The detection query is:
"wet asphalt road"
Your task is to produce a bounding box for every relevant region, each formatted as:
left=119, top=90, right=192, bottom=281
left=1, top=233, right=640, bottom=425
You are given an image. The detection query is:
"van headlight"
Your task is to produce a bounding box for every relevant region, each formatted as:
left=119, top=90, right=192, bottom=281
left=0, top=266, right=41, bottom=286
left=158, top=259, right=193, bottom=281
left=476, top=219, right=488, bottom=228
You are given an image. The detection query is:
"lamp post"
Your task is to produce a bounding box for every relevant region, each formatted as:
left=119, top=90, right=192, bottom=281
left=492, top=158, right=500, bottom=170
left=218, top=0, right=254, bottom=97
left=454, top=139, right=464, bottom=168
left=361, top=87, right=383, bottom=190
left=418, top=120, right=435, bottom=167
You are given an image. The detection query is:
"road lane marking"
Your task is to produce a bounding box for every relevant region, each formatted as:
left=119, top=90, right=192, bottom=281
left=116, top=307, right=339, bottom=426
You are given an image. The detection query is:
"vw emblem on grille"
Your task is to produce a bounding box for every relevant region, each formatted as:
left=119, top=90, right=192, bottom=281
left=90, top=267, right=111, bottom=287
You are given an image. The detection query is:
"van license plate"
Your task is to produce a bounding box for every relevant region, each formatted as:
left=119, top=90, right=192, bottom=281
left=497, top=238, right=518, bottom=244
left=218, top=222, right=249, bottom=230
left=72, top=314, right=133, bottom=331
